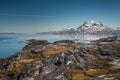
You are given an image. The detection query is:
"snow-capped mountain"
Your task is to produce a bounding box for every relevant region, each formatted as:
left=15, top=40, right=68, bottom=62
left=38, top=20, right=119, bottom=41
left=39, top=20, right=118, bottom=37
left=77, top=20, right=113, bottom=35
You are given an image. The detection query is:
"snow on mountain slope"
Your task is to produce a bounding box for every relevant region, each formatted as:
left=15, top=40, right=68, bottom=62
left=77, top=20, right=113, bottom=35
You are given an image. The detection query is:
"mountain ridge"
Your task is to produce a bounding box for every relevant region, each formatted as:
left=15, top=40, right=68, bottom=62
left=38, top=20, right=118, bottom=36
left=76, top=20, right=114, bottom=35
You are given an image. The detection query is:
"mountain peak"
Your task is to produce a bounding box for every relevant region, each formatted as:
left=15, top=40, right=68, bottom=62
left=82, top=20, right=103, bottom=27
left=76, top=20, right=113, bottom=34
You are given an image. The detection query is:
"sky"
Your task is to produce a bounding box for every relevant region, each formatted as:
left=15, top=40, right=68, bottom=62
left=0, top=0, right=120, bottom=33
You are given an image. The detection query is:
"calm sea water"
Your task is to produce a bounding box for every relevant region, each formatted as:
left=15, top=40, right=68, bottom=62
left=0, top=34, right=79, bottom=58
left=0, top=34, right=106, bottom=58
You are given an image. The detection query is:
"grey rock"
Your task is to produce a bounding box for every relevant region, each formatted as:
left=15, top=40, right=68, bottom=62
left=90, top=72, right=120, bottom=80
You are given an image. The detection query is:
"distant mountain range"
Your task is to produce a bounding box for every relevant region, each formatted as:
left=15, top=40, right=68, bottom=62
left=0, top=32, right=30, bottom=35
left=1, top=20, right=120, bottom=36
left=38, top=20, right=120, bottom=36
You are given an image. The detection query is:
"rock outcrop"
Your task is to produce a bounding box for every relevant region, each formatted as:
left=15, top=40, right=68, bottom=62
left=23, top=45, right=97, bottom=80
left=0, top=38, right=120, bottom=80
left=90, top=72, right=120, bottom=80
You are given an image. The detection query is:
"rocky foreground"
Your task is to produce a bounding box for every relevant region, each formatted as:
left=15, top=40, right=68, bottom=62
left=0, top=37, right=120, bottom=80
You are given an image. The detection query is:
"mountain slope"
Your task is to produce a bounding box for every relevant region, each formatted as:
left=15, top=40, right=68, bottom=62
left=38, top=20, right=119, bottom=37
left=77, top=20, right=114, bottom=35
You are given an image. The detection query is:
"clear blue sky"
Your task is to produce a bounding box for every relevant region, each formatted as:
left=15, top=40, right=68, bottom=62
left=0, top=0, right=120, bottom=33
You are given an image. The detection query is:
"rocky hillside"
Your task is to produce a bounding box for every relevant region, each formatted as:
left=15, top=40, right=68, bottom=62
left=0, top=37, right=120, bottom=80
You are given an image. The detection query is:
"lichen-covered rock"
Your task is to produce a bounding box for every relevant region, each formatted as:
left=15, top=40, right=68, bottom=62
left=0, top=39, right=120, bottom=80
left=90, top=72, right=120, bottom=80
left=20, top=45, right=97, bottom=80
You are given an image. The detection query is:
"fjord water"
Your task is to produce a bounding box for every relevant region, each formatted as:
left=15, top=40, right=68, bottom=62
left=0, top=34, right=107, bottom=58
left=0, top=34, right=77, bottom=58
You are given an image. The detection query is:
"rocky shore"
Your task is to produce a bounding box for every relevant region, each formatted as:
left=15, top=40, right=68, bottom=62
left=0, top=37, right=120, bottom=80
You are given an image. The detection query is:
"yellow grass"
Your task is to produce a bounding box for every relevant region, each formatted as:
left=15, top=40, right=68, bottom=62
left=64, top=66, right=120, bottom=80
left=65, top=69, right=90, bottom=80
left=7, top=59, right=34, bottom=74
left=85, top=69, right=110, bottom=77
left=18, top=59, right=34, bottom=63
left=45, top=46, right=73, bottom=56
left=92, top=58, right=112, bottom=66
left=17, top=59, right=33, bottom=64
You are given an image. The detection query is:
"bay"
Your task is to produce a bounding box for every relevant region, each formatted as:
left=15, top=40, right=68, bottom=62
left=0, top=34, right=78, bottom=58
